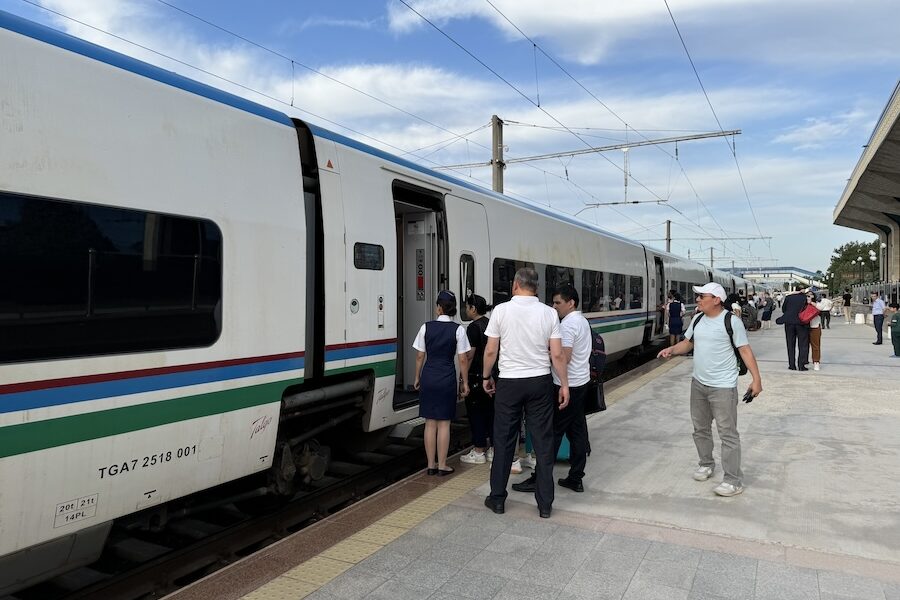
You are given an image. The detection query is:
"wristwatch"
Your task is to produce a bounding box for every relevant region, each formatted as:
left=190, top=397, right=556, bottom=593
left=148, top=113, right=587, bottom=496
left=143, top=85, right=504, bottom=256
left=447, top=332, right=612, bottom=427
left=482, top=375, right=491, bottom=380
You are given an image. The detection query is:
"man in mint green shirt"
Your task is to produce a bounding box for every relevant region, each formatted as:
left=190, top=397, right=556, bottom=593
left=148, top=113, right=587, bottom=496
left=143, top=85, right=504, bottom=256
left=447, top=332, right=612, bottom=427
left=658, top=282, right=763, bottom=497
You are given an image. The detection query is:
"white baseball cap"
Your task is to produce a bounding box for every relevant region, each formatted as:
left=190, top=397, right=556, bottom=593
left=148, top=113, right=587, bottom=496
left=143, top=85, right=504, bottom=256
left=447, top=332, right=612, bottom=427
left=692, top=282, right=727, bottom=302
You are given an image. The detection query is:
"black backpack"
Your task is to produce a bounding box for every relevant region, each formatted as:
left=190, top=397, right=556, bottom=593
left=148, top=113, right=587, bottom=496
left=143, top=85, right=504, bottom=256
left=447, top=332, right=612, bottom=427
left=689, top=312, right=748, bottom=376
left=588, top=329, right=607, bottom=384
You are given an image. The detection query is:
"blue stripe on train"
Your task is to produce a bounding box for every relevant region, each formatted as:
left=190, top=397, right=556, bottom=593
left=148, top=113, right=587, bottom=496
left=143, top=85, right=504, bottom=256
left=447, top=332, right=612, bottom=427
left=0, top=357, right=304, bottom=414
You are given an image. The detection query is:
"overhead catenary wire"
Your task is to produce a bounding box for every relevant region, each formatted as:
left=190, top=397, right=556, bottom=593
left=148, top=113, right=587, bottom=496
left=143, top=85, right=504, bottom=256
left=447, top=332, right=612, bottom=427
left=484, top=0, right=769, bottom=261
left=662, top=0, right=770, bottom=255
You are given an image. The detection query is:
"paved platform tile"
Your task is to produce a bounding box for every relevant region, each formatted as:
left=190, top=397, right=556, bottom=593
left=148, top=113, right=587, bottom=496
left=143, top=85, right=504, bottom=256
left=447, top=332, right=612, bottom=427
left=240, top=577, right=319, bottom=600
left=318, top=538, right=382, bottom=563
left=349, top=523, right=408, bottom=545
left=282, top=556, right=351, bottom=586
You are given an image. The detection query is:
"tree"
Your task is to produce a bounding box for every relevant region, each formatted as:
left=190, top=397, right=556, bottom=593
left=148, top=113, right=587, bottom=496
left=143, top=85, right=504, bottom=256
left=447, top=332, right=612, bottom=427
left=825, top=239, right=879, bottom=294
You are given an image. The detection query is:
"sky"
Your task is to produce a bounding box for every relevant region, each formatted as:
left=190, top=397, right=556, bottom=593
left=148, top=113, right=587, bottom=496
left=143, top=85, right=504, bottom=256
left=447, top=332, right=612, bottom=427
left=2, top=0, right=898, bottom=271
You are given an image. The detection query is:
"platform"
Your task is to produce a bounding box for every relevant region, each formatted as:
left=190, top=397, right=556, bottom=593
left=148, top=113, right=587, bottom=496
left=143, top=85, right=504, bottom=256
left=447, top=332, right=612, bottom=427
left=167, top=316, right=900, bottom=600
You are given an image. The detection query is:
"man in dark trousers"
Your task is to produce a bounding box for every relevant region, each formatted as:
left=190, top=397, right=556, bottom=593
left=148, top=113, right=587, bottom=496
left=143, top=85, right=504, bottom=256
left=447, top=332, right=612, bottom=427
left=511, top=284, right=592, bottom=495
left=777, top=288, right=810, bottom=370
left=482, top=268, right=569, bottom=518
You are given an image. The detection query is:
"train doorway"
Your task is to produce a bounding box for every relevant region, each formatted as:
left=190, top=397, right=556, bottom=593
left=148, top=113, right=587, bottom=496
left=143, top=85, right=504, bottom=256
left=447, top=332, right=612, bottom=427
left=392, top=182, right=446, bottom=410
left=654, top=257, right=665, bottom=335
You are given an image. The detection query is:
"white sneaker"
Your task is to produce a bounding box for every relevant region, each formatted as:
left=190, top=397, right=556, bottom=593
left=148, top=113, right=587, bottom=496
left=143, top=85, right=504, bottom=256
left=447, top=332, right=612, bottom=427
left=813, top=362, right=820, bottom=371
left=692, top=466, right=714, bottom=481
left=713, top=482, right=744, bottom=497
left=460, top=449, right=486, bottom=464
left=510, top=458, right=523, bottom=474
left=486, top=447, right=494, bottom=462
left=520, top=452, right=537, bottom=469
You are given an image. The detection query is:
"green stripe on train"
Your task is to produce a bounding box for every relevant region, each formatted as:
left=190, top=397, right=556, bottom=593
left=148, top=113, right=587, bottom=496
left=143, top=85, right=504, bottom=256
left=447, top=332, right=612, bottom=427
left=0, top=378, right=301, bottom=459
left=325, top=359, right=396, bottom=378
left=0, top=359, right=398, bottom=458
left=592, top=319, right=645, bottom=333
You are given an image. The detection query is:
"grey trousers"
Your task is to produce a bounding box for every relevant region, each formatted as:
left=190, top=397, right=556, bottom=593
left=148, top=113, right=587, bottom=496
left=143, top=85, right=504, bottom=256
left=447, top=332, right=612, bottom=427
left=690, top=378, right=742, bottom=486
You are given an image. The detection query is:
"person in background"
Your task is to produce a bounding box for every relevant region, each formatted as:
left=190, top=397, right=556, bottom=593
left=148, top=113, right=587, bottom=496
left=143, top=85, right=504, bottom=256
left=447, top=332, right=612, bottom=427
left=888, top=303, right=900, bottom=358
left=668, top=291, right=686, bottom=347
left=760, top=292, right=775, bottom=330
left=482, top=268, right=569, bottom=518
left=460, top=295, right=494, bottom=465
left=807, top=292, right=823, bottom=371
left=818, top=292, right=833, bottom=329
left=777, top=288, right=810, bottom=371
left=413, top=291, right=470, bottom=475
left=843, top=288, right=853, bottom=324
left=871, top=292, right=886, bottom=345
left=657, top=282, right=763, bottom=497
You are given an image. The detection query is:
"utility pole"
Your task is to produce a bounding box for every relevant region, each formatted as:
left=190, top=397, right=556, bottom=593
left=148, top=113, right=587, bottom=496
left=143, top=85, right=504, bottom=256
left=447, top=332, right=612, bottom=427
left=665, top=220, right=671, bottom=253
left=491, top=114, right=504, bottom=193
left=710, top=247, right=714, bottom=269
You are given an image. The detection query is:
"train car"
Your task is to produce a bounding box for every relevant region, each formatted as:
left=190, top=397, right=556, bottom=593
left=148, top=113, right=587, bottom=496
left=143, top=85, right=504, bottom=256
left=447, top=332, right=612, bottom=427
left=0, top=11, right=310, bottom=592
left=0, top=10, right=754, bottom=592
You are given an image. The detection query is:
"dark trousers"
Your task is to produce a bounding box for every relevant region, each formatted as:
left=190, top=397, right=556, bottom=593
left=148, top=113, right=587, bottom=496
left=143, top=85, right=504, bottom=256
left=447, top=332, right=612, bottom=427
left=820, top=310, right=831, bottom=328
left=464, top=384, right=494, bottom=448
left=874, top=314, right=885, bottom=343
left=785, top=323, right=810, bottom=369
left=892, top=331, right=900, bottom=356
left=553, top=383, right=589, bottom=482
left=489, top=375, right=555, bottom=511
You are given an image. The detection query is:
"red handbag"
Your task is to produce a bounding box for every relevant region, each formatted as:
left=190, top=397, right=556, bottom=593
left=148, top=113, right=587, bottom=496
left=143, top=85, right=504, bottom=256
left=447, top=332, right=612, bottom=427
left=799, top=303, right=819, bottom=324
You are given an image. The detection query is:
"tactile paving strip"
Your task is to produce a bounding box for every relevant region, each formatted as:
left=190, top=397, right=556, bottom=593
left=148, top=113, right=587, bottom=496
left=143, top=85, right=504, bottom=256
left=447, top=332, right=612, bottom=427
left=239, top=463, right=490, bottom=599
left=241, top=577, right=318, bottom=600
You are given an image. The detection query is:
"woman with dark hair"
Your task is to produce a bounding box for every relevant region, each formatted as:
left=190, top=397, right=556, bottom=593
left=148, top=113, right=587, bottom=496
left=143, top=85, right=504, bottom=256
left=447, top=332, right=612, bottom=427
left=413, top=290, right=470, bottom=475
left=460, top=294, right=495, bottom=464
left=667, top=291, right=685, bottom=347
left=807, top=291, right=823, bottom=371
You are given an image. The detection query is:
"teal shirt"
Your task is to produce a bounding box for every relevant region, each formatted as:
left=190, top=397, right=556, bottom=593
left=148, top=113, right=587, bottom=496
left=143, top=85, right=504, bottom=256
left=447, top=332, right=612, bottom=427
left=685, top=310, right=750, bottom=388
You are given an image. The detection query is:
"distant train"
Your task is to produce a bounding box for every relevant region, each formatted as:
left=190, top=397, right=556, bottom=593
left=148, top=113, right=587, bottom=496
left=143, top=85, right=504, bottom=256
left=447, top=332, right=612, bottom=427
left=0, top=10, right=765, bottom=593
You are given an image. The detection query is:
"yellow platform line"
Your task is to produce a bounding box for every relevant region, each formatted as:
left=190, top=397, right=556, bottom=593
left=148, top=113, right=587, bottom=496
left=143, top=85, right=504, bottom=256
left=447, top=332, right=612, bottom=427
left=239, top=463, right=490, bottom=599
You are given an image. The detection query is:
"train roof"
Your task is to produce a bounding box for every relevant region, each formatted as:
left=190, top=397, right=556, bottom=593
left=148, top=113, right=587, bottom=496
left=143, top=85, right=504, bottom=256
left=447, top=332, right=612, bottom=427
left=2, top=9, right=643, bottom=249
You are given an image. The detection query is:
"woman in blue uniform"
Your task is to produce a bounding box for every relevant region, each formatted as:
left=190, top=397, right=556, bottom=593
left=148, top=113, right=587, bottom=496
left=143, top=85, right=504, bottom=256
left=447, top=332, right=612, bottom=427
left=413, top=290, right=471, bottom=475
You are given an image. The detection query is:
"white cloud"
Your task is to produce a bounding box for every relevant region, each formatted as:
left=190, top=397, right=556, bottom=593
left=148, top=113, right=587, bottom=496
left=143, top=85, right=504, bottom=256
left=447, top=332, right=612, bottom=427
left=386, top=0, right=900, bottom=67
left=773, top=108, right=876, bottom=150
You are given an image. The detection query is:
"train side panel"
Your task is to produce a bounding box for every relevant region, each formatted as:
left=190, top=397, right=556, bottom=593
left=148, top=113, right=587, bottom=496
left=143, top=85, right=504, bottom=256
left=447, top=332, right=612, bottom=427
left=0, top=17, right=305, bottom=569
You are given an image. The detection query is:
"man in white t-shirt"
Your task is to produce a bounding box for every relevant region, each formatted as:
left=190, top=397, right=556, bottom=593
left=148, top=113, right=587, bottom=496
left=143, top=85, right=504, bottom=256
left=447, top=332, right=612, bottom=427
left=482, top=268, right=569, bottom=518
left=657, top=282, right=763, bottom=497
left=512, top=284, right=592, bottom=494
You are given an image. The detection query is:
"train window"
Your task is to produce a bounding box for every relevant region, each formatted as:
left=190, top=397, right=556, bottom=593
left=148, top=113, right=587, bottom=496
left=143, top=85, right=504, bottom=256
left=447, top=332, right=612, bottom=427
left=581, top=270, right=606, bottom=312
left=544, top=265, right=574, bottom=304
left=492, top=258, right=535, bottom=306
left=609, top=273, right=626, bottom=310
left=629, top=276, right=644, bottom=309
left=353, top=243, right=384, bottom=270
left=459, top=254, right=475, bottom=321
left=0, top=194, right=222, bottom=363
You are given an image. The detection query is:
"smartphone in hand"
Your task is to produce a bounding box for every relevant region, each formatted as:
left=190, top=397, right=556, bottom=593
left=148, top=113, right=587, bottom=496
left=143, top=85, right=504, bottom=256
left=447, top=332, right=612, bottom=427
left=742, top=389, right=755, bottom=404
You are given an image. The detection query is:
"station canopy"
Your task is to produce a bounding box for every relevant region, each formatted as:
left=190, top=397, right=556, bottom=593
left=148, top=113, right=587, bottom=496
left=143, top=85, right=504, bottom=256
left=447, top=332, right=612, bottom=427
left=833, top=81, right=900, bottom=282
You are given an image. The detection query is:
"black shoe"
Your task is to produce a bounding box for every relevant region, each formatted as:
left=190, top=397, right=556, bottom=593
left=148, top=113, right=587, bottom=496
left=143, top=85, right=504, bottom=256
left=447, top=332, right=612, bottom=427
left=558, top=477, right=584, bottom=492
left=539, top=507, right=552, bottom=519
left=798, top=366, right=808, bottom=371
left=511, top=474, right=537, bottom=493
left=873, top=342, right=883, bottom=345
left=427, top=468, right=438, bottom=475
left=484, top=496, right=505, bottom=514
left=436, top=466, right=455, bottom=476
left=788, top=366, right=797, bottom=371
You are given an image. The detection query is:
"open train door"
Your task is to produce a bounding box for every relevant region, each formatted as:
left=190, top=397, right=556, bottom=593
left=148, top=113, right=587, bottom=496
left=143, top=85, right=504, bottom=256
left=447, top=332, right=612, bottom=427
left=392, top=181, right=447, bottom=410
left=654, top=256, right=665, bottom=335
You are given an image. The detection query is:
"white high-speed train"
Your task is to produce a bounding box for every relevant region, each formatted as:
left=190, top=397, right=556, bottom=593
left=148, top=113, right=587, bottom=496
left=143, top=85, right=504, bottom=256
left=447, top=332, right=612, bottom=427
left=0, top=11, right=762, bottom=592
